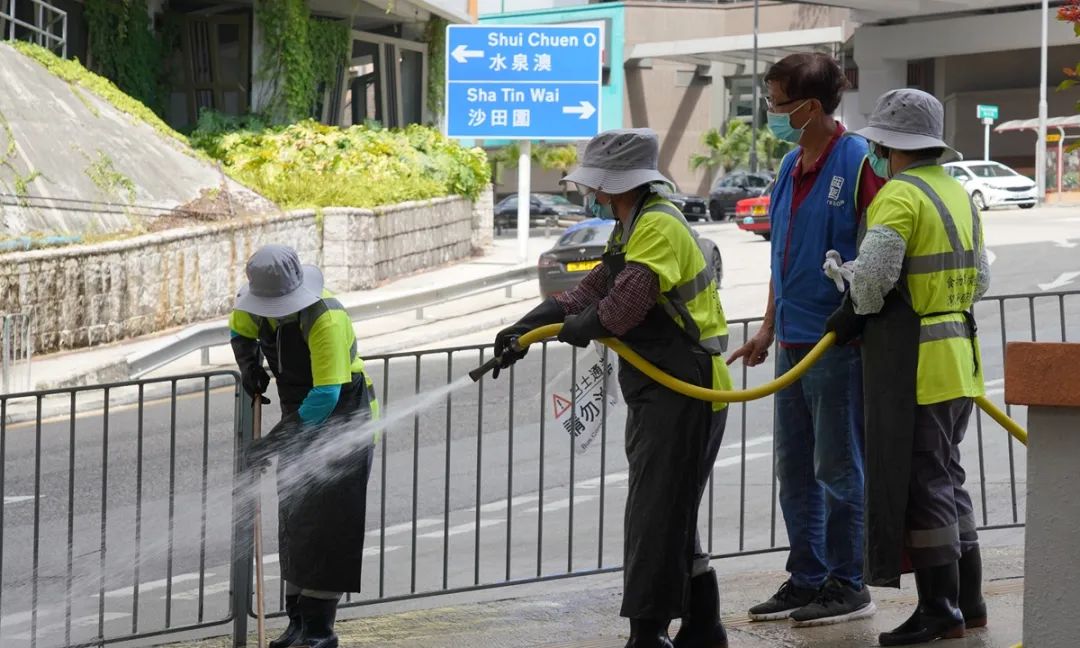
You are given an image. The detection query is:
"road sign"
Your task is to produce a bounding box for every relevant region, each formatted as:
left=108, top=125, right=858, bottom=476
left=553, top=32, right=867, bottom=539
left=977, top=104, right=999, bottom=120
left=445, top=25, right=602, bottom=140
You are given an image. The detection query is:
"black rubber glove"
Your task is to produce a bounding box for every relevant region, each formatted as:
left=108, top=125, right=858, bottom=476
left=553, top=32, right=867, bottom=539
left=246, top=412, right=303, bottom=469
left=492, top=298, right=565, bottom=379
left=557, top=304, right=612, bottom=348
left=825, top=294, right=867, bottom=346
left=231, top=335, right=272, bottom=402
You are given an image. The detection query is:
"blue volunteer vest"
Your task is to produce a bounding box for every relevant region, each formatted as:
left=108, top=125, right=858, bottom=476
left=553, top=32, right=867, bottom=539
left=770, top=134, right=867, bottom=344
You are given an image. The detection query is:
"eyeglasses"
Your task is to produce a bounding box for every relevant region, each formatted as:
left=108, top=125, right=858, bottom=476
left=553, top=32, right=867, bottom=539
left=765, top=97, right=807, bottom=111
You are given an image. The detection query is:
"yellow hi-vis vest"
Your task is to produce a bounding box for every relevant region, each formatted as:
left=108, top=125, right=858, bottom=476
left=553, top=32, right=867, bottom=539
left=609, top=194, right=734, bottom=410
left=867, top=165, right=986, bottom=405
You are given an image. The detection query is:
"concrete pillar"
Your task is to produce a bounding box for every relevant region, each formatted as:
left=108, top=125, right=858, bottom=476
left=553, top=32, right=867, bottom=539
left=1005, top=342, right=1080, bottom=648
left=852, top=33, right=906, bottom=122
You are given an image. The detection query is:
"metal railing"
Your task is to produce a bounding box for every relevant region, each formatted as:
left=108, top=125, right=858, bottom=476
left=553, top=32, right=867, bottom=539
left=1, top=312, right=33, bottom=394
left=0, top=290, right=1072, bottom=646
left=1, top=0, right=66, bottom=57
left=125, top=266, right=539, bottom=379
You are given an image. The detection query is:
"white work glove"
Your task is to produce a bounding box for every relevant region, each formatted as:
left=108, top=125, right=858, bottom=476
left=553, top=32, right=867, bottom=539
left=822, top=249, right=855, bottom=293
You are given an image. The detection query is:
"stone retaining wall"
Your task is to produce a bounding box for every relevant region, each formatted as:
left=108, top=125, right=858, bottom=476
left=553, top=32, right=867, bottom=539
left=0, top=189, right=493, bottom=354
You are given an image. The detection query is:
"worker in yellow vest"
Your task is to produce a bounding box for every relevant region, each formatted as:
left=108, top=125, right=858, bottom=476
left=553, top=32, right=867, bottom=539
left=824, top=89, right=990, bottom=646
left=492, top=129, right=733, bottom=648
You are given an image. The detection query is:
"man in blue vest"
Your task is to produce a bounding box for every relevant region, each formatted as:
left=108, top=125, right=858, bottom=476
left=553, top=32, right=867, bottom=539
left=729, top=52, right=883, bottom=626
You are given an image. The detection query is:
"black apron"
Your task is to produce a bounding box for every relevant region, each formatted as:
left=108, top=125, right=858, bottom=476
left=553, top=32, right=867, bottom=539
left=605, top=207, right=719, bottom=620
left=861, top=289, right=920, bottom=588
left=260, top=318, right=375, bottom=593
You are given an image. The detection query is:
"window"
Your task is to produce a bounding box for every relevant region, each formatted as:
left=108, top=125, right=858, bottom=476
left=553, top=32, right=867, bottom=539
left=718, top=173, right=746, bottom=188
left=969, top=164, right=1018, bottom=178
left=747, top=175, right=771, bottom=188
left=559, top=223, right=615, bottom=246
left=341, top=31, right=427, bottom=128
left=165, top=13, right=251, bottom=129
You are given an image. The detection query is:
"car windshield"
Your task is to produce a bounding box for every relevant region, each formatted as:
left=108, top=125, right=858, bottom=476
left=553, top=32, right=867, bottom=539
left=968, top=164, right=1019, bottom=178
left=558, top=222, right=615, bottom=246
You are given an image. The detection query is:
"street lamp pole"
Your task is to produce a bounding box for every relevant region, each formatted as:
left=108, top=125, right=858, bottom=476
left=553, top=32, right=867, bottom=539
left=749, top=0, right=760, bottom=174
left=1036, top=0, right=1049, bottom=203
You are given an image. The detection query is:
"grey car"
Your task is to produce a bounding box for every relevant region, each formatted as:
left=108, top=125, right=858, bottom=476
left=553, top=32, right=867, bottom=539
left=538, top=218, right=724, bottom=298
left=708, top=171, right=774, bottom=221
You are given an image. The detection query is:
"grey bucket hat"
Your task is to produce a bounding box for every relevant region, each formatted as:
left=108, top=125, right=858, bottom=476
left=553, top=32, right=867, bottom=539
left=561, top=128, right=674, bottom=194
left=855, top=88, right=959, bottom=159
left=234, top=244, right=324, bottom=318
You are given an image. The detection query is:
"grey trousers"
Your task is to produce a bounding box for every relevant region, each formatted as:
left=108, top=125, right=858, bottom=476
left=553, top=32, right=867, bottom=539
left=692, top=408, right=729, bottom=577
left=905, top=397, right=980, bottom=569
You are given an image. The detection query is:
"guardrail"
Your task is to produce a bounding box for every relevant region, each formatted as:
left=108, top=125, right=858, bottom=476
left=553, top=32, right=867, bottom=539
left=0, top=289, right=1072, bottom=647
left=0, top=312, right=32, bottom=394
left=1, top=0, right=66, bottom=57
left=126, top=266, right=539, bottom=378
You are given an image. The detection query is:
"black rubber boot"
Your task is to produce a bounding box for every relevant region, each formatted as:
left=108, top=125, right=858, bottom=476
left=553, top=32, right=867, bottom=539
left=625, top=618, right=674, bottom=648
left=958, top=547, right=987, bottom=629
left=673, top=569, right=728, bottom=648
left=297, top=596, right=339, bottom=648
left=268, top=595, right=302, bottom=648
left=879, top=563, right=965, bottom=646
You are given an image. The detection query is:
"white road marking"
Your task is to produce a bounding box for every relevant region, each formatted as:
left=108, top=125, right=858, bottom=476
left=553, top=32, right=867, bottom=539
left=95, top=572, right=208, bottom=598
left=262, top=546, right=398, bottom=565
left=523, top=495, right=597, bottom=514
left=467, top=494, right=540, bottom=513
left=1053, top=239, right=1078, bottom=249
left=1038, top=271, right=1080, bottom=292
left=576, top=472, right=629, bottom=489
left=11, top=612, right=130, bottom=640
left=3, top=496, right=36, bottom=505
left=169, top=581, right=232, bottom=601
left=721, top=436, right=772, bottom=451
left=713, top=452, right=770, bottom=470
left=417, top=519, right=504, bottom=540
left=365, top=518, right=442, bottom=538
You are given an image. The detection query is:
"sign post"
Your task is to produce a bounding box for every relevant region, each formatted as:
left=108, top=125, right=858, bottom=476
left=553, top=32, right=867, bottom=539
left=446, top=24, right=603, bottom=263
left=977, top=104, right=999, bottom=162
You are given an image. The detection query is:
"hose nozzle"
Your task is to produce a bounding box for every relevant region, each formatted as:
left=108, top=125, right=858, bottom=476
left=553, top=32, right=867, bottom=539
left=468, top=339, right=523, bottom=382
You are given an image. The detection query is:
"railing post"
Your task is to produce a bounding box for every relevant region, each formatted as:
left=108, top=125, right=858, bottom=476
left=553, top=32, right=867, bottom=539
left=1005, top=342, right=1080, bottom=648
left=230, top=388, right=257, bottom=647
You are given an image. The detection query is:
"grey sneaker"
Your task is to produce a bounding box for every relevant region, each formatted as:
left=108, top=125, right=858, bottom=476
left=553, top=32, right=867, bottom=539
left=748, top=579, right=819, bottom=621
left=790, top=578, right=876, bottom=627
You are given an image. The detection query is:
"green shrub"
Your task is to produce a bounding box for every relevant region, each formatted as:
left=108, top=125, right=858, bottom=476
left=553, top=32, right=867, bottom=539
left=191, top=117, right=491, bottom=209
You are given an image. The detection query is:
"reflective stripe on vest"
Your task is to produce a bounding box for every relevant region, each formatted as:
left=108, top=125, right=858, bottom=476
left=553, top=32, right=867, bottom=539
left=894, top=174, right=979, bottom=278
left=616, top=200, right=729, bottom=353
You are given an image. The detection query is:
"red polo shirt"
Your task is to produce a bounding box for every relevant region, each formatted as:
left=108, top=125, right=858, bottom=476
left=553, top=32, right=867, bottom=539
left=789, top=121, right=885, bottom=222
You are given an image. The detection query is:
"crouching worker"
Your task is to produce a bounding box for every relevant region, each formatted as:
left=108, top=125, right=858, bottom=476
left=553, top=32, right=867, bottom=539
left=825, top=89, right=989, bottom=646
left=230, top=244, right=378, bottom=648
left=491, top=129, right=734, bottom=648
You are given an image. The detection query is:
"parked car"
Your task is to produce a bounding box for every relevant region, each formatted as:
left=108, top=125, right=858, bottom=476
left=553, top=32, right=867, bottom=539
left=944, top=161, right=1037, bottom=210
left=735, top=178, right=774, bottom=240
left=667, top=188, right=711, bottom=222
left=494, top=193, right=587, bottom=232
left=539, top=218, right=724, bottom=297
left=708, top=171, right=774, bottom=221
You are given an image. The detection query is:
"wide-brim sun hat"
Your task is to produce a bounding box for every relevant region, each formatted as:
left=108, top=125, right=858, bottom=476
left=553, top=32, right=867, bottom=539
left=854, top=88, right=959, bottom=159
left=234, top=244, right=324, bottom=318
left=561, top=128, right=674, bottom=194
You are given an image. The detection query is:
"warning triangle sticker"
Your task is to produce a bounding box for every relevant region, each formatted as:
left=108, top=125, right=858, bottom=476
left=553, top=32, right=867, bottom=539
left=552, top=393, right=573, bottom=419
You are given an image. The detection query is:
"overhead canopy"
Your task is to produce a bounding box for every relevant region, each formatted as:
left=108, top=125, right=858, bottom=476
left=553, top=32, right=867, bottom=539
left=995, top=115, right=1080, bottom=133
left=624, top=26, right=845, bottom=68
left=790, top=0, right=1038, bottom=22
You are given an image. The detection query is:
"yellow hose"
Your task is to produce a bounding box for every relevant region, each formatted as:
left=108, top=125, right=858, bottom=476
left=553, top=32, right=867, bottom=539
left=516, top=324, right=1028, bottom=446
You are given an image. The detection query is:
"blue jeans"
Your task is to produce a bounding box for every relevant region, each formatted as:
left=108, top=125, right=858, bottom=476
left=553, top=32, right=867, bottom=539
left=775, top=344, right=865, bottom=590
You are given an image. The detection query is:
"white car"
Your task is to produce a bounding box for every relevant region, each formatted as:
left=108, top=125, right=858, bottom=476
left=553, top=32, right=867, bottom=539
left=943, top=161, right=1037, bottom=211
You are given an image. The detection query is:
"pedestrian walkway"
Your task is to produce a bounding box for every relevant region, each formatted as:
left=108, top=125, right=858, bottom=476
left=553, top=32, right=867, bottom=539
left=16, top=231, right=563, bottom=393
left=165, top=534, right=1023, bottom=648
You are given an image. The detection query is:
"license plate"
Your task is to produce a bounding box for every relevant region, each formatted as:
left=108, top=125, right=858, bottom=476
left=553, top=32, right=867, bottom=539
left=567, top=260, right=601, bottom=272
left=743, top=216, right=755, bottom=225
left=688, top=205, right=701, bottom=213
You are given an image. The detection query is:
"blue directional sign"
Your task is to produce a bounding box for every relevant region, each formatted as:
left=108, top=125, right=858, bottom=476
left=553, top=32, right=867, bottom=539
left=445, top=24, right=602, bottom=140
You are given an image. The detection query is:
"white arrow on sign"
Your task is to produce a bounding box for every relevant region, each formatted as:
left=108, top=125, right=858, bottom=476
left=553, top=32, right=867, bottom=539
left=1038, top=271, right=1080, bottom=292
left=451, top=44, right=484, bottom=64
left=562, top=100, right=596, bottom=120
